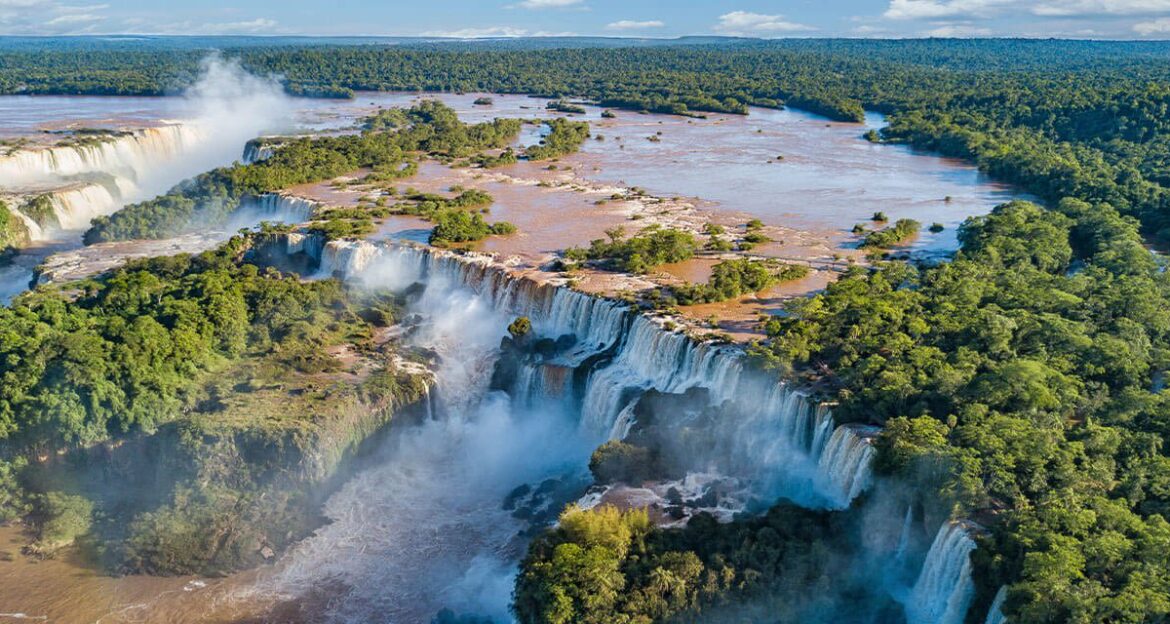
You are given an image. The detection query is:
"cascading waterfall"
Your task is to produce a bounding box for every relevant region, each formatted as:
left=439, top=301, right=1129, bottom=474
left=233, top=193, right=319, bottom=228
left=0, top=125, right=201, bottom=186
left=815, top=424, right=880, bottom=507
left=236, top=236, right=597, bottom=624
left=242, top=140, right=276, bottom=164
left=984, top=585, right=1008, bottom=624
left=0, top=125, right=206, bottom=241
left=245, top=233, right=987, bottom=623
left=318, top=240, right=386, bottom=279
left=894, top=504, right=915, bottom=567
left=46, top=183, right=121, bottom=231
left=906, top=521, right=979, bottom=624
left=304, top=238, right=878, bottom=509
left=7, top=205, right=44, bottom=241
left=608, top=402, right=638, bottom=440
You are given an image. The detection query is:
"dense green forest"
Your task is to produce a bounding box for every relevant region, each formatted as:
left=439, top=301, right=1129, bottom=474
left=749, top=197, right=1170, bottom=623
left=0, top=234, right=429, bottom=571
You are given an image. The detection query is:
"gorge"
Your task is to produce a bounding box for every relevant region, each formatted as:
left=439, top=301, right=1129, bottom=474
left=200, top=232, right=987, bottom=623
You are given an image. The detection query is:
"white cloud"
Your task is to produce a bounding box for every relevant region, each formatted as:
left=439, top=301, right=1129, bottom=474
left=884, top=0, right=1015, bottom=20
left=424, top=26, right=530, bottom=37
left=46, top=12, right=101, bottom=24
left=0, top=0, right=109, bottom=33
left=510, top=0, right=584, bottom=8
left=606, top=19, right=664, bottom=30
left=885, top=0, right=1170, bottom=20
left=925, top=22, right=994, bottom=35
left=1134, top=15, right=1170, bottom=32
left=713, top=11, right=814, bottom=35
left=201, top=18, right=278, bottom=33
left=1032, top=0, right=1170, bottom=16
left=421, top=25, right=575, bottom=38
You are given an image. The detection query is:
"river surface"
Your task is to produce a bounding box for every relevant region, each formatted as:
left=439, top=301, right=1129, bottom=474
left=0, top=91, right=1027, bottom=623
left=0, top=92, right=1021, bottom=255
left=0, top=92, right=1023, bottom=304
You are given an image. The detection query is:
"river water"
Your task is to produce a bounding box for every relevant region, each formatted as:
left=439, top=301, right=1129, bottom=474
left=0, top=91, right=1026, bottom=623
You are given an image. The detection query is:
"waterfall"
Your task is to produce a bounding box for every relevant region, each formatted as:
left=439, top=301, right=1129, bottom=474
left=318, top=240, right=385, bottom=279
left=242, top=139, right=277, bottom=164
left=265, top=236, right=881, bottom=509
left=0, top=125, right=200, bottom=186
left=235, top=193, right=320, bottom=226
left=906, top=521, right=978, bottom=624
left=608, top=402, right=638, bottom=440
left=894, top=504, right=915, bottom=568
left=236, top=235, right=992, bottom=622
left=815, top=425, right=879, bottom=507
left=984, top=586, right=1008, bottom=624
left=47, top=183, right=122, bottom=231
left=349, top=241, right=877, bottom=507
left=6, top=204, right=44, bottom=241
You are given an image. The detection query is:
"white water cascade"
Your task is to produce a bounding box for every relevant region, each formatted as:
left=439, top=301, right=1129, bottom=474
left=232, top=193, right=320, bottom=229
left=984, top=585, right=1008, bottom=624
left=894, top=504, right=916, bottom=569
left=815, top=424, right=879, bottom=506
left=236, top=237, right=595, bottom=624
left=46, top=183, right=123, bottom=231
left=6, top=204, right=44, bottom=242
left=318, top=240, right=386, bottom=279
left=242, top=140, right=277, bottom=164
left=906, top=521, right=979, bottom=624
left=0, top=125, right=202, bottom=187
left=299, top=238, right=878, bottom=509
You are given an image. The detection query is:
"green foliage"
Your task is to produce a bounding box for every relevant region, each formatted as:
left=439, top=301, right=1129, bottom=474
left=0, top=239, right=361, bottom=453
left=0, top=457, right=30, bottom=521
left=547, top=100, right=586, bottom=114
left=756, top=199, right=1170, bottom=621
left=0, top=200, right=30, bottom=255
left=508, top=316, right=532, bottom=339
left=515, top=502, right=854, bottom=624
left=674, top=258, right=809, bottom=305
left=514, top=505, right=650, bottom=624
left=428, top=209, right=515, bottom=245
left=526, top=118, right=590, bottom=161
left=307, top=214, right=376, bottom=240
left=34, top=491, right=93, bottom=553
left=859, top=218, right=920, bottom=249
left=470, top=147, right=518, bottom=168
left=589, top=441, right=657, bottom=484
left=565, top=226, right=697, bottom=274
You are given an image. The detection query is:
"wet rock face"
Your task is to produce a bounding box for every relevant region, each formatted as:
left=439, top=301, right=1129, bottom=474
left=502, top=473, right=593, bottom=534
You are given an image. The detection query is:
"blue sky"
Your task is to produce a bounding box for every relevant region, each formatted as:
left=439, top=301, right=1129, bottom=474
left=6, top=0, right=1170, bottom=39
